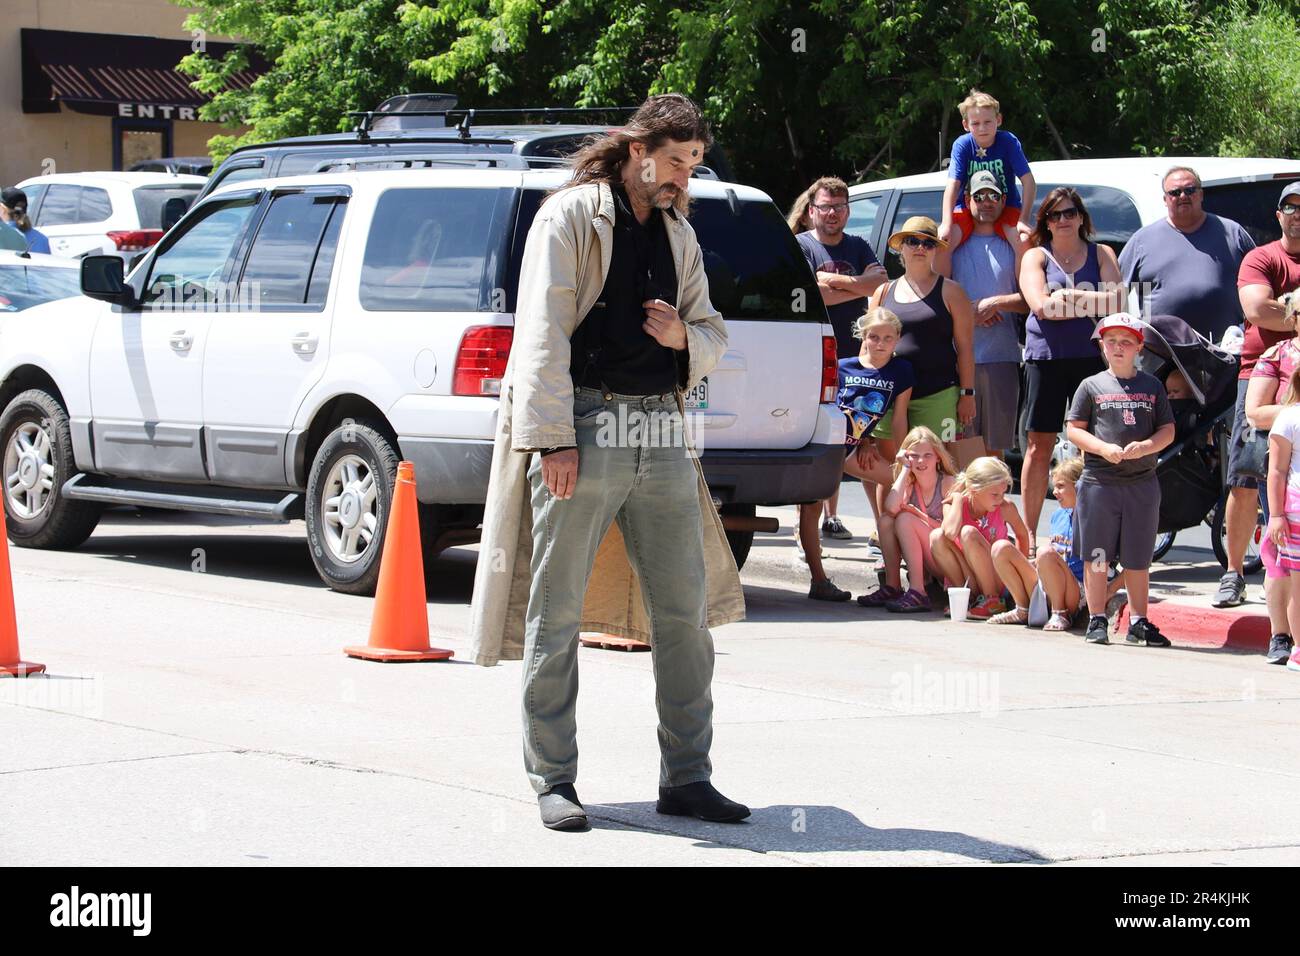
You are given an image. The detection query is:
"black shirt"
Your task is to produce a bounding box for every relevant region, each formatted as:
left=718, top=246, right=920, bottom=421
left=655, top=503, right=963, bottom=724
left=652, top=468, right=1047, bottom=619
left=570, top=184, right=686, bottom=395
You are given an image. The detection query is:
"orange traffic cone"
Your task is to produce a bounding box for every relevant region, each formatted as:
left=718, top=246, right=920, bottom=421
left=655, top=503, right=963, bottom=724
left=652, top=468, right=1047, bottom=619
left=344, top=461, right=453, bottom=663
left=0, top=508, right=44, bottom=677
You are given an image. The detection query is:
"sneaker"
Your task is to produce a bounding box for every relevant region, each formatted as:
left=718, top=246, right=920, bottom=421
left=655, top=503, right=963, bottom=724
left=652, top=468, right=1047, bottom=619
left=1212, top=572, right=1246, bottom=608
left=1085, top=615, right=1110, bottom=644
left=885, top=588, right=932, bottom=613
left=822, top=516, right=852, bottom=540
left=1288, top=649, right=1300, bottom=673
left=857, top=584, right=903, bottom=608
left=794, top=533, right=825, bottom=563
left=809, top=577, right=851, bottom=602
left=967, top=594, right=1009, bottom=621
left=987, top=605, right=1029, bottom=625
left=1126, top=617, right=1171, bottom=647
left=1267, top=634, right=1295, bottom=665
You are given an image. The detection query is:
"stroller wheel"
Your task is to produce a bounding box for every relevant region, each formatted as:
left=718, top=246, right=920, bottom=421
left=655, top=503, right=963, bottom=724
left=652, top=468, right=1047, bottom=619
left=1210, top=494, right=1264, bottom=576
left=1152, top=531, right=1176, bottom=563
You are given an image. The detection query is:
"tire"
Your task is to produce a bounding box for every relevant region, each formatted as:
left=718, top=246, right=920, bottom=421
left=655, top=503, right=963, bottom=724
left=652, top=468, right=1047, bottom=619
left=0, top=388, right=101, bottom=549
left=1151, top=531, right=1176, bottom=563
left=720, top=503, right=755, bottom=571
left=304, top=419, right=399, bottom=595
left=1210, top=494, right=1264, bottom=576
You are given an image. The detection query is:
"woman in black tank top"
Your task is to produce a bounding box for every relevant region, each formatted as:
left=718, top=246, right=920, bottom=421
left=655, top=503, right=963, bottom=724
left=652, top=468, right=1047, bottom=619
left=867, top=216, right=976, bottom=459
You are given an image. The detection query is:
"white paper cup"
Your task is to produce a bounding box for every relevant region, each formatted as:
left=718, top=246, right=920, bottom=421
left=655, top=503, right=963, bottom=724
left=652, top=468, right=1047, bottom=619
left=948, top=587, right=971, bottom=622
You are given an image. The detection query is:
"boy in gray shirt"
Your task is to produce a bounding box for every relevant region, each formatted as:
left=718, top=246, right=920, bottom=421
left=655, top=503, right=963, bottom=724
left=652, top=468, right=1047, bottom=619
left=1066, top=314, right=1176, bottom=646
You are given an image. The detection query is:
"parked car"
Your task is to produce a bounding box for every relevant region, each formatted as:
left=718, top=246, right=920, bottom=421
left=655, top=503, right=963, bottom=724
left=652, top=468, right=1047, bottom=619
left=129, top=157, right=214, bottom=177
left=0, top=162, right=844, bottom=592
left=198, top=93, right=735, bottom=202
left=13, top=172, right=206, bottom=260
left=0, top=251, right=81, bottom=313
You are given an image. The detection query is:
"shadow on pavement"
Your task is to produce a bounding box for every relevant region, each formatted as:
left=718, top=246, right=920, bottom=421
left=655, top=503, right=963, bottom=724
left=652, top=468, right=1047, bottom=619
left=591, top=802, right=1047, bottom=862
left=69, top=509, right=479, bottom=603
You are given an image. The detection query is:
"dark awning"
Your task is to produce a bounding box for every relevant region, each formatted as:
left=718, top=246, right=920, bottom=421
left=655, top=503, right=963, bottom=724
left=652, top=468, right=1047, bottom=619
left=21, top=28, right=267, bottom=118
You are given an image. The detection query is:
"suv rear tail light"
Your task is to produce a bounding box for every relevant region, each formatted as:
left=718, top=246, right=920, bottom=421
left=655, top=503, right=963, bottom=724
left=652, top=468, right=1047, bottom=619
left=821, top=335, right=838, bottom=403
left=454, top=326, right=513, bottom=396
left=107, top=229, right=164, bottom=252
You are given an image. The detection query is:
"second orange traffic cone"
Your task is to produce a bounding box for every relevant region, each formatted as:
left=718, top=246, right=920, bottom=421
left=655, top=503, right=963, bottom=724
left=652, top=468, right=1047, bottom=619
left=0, top=507, right=44, bottom=678
left=344, top=461, right=453, bottom=663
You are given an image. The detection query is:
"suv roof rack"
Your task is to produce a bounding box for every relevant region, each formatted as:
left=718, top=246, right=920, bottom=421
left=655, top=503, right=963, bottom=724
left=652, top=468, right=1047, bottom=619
left=311, top=152, right=722, bottom=179
left=349, top=96, right=636, bottom=141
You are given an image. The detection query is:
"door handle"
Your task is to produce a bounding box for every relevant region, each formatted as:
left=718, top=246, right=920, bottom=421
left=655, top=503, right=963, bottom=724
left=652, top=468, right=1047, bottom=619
left=291, top=332, right=318, bottom=354
left=169, top=330, right=193, bottom=351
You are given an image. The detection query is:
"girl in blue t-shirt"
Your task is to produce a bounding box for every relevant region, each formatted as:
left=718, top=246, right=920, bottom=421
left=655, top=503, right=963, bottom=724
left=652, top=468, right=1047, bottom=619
left=838, top=307, right=914, bottom=486
left=1038, top=457, right=1085, bottom=630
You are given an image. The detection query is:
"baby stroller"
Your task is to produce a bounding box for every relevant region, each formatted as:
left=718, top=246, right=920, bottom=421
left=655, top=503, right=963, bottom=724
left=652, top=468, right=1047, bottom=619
left=1135, top=314, right=1261, bottom=572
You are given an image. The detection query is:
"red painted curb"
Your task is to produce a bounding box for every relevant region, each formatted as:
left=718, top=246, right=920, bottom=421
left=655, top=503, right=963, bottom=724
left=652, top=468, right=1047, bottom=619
left=1117, top=599, right=1271, bottom=652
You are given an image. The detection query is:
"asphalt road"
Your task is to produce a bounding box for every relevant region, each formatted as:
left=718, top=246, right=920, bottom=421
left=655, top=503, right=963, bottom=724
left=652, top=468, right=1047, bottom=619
left=1, top=504, right=1294, bottom=867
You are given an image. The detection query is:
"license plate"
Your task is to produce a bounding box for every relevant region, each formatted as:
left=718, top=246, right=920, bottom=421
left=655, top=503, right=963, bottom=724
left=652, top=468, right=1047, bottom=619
left=684, top=378, right=708, bottom=409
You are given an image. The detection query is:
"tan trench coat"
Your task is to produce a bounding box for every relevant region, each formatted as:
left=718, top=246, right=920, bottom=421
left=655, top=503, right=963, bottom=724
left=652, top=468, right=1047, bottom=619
left=468, top=181, right=746, bottom=666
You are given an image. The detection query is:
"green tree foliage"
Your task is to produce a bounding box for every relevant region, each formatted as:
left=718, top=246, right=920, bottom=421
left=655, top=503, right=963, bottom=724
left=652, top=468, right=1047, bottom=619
left=176, top=0, right=1300, bottom=205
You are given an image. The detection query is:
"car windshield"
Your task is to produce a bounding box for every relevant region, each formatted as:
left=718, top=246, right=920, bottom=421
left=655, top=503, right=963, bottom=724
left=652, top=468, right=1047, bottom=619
left=510, top=189, right=821, bottom=320
left=134, top=186, right=201, bottom=229
left=0, top=264, right=81, bottom=311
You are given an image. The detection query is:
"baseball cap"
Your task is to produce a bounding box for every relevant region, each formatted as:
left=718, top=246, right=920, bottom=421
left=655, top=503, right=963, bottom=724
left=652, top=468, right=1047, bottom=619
left=0, top=188, right=27, bottom=215
left=968, top=170, right=1003, bottom=196
left=1279, top=181, right=1300, bottom=208
left=1094, top=312, right=1145, bottom=345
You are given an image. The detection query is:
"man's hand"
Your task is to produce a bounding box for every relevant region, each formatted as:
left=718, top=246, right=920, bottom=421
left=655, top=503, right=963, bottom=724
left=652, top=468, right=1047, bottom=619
left=643, top=299, right=687, bottom=350
left=974, top=297, right=1003, bottom=326
left=863, top=263, right=887, bottom=284
left=1100, top=443, right=1126, bottom=465
left=1120, top=440, right=1148, bottom=460
left=1015, top=220, right=1033, bottom=241
left=541, top=449, right=579, bottom=500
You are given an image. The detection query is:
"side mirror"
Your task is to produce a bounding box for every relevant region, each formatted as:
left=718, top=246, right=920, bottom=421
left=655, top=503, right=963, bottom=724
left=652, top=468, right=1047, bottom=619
left=161, top=197, right=189, bottom=232
left=81, top=255, right=136, bottom=306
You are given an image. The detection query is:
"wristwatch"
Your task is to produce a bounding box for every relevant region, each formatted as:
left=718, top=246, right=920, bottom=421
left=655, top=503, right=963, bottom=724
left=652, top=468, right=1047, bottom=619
left=958, top=387, right=976, bottom=397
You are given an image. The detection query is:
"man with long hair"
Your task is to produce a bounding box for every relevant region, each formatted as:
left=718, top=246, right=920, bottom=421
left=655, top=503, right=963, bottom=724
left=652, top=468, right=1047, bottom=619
left=469, top=94, right=748, bottom=831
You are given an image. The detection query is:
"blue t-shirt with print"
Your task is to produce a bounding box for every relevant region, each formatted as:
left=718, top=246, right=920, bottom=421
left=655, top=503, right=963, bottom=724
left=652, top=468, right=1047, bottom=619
left=949, top=130, right=1031, bottom=209
left=1050, top=507, right=1085, bottom=581
left=837, top=355, right=915, bottom=446
left=798, top=231, right=880, bottom=359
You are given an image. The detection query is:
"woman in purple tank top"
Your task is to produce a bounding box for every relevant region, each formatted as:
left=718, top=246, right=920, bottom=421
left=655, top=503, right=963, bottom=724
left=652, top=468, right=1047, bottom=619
left=1017, top=186, right=1125, bottom=548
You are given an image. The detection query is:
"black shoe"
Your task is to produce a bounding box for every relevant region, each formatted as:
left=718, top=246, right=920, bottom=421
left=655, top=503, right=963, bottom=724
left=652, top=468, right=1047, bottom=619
left=538, top=783, right=589, bottom=831
left=1212, top=572, right=1246, bottom=608
left=1267, top=633, right=1294, bottom=664
left=1085, top=615, right=1110, bottom=644
left=656, top=781, right=751, bottom=823
left=1126, top=618, right=1171, bottom=647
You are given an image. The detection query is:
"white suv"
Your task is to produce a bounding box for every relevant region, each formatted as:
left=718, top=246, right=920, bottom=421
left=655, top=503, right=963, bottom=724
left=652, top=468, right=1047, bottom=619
left=14, top=172, right=206, bottom=260
left=0, top=165, right=846, bottom=592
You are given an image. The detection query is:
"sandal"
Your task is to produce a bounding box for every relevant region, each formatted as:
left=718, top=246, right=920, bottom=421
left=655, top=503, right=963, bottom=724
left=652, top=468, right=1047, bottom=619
left=886, top=588, right=932, bottom=613
left=857, top=584, right=903, bottom=608
left=987, top=605, right=1029, bottom=625
left=1043, top=610, right=1072, bottom=631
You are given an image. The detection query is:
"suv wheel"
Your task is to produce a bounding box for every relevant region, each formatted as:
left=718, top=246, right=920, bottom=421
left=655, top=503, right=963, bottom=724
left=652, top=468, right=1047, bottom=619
left=305, top=420, right=399, bottom=595
left=0, top=389, right=101, bottom=548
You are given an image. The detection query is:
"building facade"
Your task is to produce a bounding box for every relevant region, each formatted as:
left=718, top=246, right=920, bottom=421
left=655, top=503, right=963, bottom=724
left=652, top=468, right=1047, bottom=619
left=3, top=0, right=260, bottom=184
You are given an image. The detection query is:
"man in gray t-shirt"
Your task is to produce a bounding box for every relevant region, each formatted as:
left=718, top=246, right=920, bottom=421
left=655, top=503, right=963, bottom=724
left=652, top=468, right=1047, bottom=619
left=950, top=170, right=1028, bottom=457
left=1119, top=166, right=1255, bottom=342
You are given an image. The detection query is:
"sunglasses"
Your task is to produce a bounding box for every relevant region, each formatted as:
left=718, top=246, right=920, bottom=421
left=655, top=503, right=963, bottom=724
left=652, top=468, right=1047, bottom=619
left=1045, top=207, right=1079, bottom=223
left=901, top=236, right=938, bottom=250
left=1280, top=202, right=1300, bottom=215
left=1165, top=186, right=1200, bottom=199
left=972, top=191, right=1001, bottom=203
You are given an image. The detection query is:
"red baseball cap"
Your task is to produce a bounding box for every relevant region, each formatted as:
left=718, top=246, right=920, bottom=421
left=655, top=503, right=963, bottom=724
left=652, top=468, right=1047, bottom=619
left=1094, top=313, right=1145, bottom=345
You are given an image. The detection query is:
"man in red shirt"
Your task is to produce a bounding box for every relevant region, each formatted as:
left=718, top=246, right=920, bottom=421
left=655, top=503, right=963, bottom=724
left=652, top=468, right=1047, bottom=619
left=1225, top=182, right=1300, bottom=616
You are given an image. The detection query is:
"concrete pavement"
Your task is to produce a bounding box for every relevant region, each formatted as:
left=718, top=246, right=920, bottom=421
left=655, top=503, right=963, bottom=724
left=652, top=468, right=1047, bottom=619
left=2, top=505, right=1296, bottom=866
